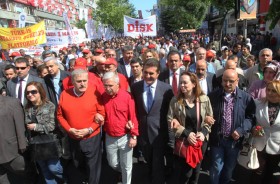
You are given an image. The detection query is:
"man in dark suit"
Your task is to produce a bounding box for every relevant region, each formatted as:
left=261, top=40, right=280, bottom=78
left=0, top=95, right=32, bottom=183
left=128, top=58, right=143, bottom=87
left=7, top=57, right=48, bottom=105
left=196, top=59, right=214, bottom=95
left=117, top=45, right=134, bottom=78
left=44, top=57, right=70, bottom=107
left=159, top=50, right=184, bottom=96
left=131, top=58, right=174, bottom=184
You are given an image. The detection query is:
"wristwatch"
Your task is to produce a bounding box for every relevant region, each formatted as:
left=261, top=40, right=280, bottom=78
left=131, top=135, right=137, bottom=140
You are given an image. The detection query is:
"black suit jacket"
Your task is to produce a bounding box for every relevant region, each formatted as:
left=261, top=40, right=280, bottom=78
left=44, top=70, right=70, bottom=107
left=0, top=96, right=27, bottom=164
left=206, top=72, right=214, bottom=94
left=131, top=80, right=174, bottom=146
left=7, top=74, right=48, bottom=105
left=158, top=68, right=184, bottom=90
left=117, top=58, right=131, bottom=78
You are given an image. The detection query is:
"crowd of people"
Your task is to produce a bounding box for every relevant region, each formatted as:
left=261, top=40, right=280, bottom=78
left=0, top=33, right=280, bottom=184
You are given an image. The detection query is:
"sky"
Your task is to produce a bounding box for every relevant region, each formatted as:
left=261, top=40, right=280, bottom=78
left=129, top=0, right=157, bottom=19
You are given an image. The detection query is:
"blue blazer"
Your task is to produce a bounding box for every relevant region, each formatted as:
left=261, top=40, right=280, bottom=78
left=208, top=87, right=256, bottom=147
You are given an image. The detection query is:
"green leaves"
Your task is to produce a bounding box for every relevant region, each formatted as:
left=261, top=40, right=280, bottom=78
left=266, top=0, right=280, bottom=30
left=94, top=0, right=136, bottom=32
left=159, top=0, right=211, bottom=32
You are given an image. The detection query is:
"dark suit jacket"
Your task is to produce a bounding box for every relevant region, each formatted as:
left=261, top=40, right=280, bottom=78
left=117, top=58, right=131, bottom=78
left=0, top=96, right=27, bottom=164
left=206, top=72, right=214, bottom=94
left=131, top=80, right=174, bottom=146
left=158, top=68, right=184, bottom=91
left=212, top=73, right=248, bottom=91
left=44, top=70, right=70, bottom=107
left=7, top=74, right=48, bottom=105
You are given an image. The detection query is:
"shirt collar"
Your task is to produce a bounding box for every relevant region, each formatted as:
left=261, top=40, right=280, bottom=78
left=169, top=69, right=180, bottom=76
left=144, top=79, right=157, bottom=89
left=53, top=70, right=61, bottom=79
left=18, top=74, right=29, bottom=82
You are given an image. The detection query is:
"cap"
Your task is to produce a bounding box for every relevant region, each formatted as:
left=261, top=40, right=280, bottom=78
left=79, top=43, right=85, bottom=47
left=221, top=46, right=228, bottom=51
left=33, top=51, right=42, bottom=56
left=183, top=55, right=191, bottom=62
left=95, top=49, right=104, bottom=53
left=74, top=57, right=87, bottom=69
left=9, top=52, right=21, bottom=57
left=62, top=47, right=67, bottom=51
left=105, top=58, right=117, bottom=66
left=148, top=44, right=156, bottom=49
left=206, top=50, right=215, bottom=58
left=82, top=49, right=90, bottom=54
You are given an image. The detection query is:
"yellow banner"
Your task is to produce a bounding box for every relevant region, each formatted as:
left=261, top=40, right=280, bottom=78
left=0, top=21, right=46, bottom=49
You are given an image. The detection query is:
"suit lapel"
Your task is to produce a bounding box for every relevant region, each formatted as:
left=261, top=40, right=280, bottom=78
left=261, top=102, right=270, bottom=124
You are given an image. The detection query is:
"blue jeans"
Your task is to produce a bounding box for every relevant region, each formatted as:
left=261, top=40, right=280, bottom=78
left=37, top=159, right=63, bottom=184
left=210, top=138, right=239, bottom=184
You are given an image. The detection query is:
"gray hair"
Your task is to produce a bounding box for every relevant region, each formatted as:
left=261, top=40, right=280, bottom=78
left=122, top=45, right=133, bottom=53
left=259, top=48, right=273, bottom=57
left=71, top=69, right=88, bottom=83
left=102, top=72, right=119, bottom=84
left=196, top=47, right=206, bottom=54
left=44, top=57, right=59, bottom=65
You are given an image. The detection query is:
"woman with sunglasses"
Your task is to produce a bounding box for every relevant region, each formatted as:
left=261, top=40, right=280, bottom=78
left=24, top=81, right=64, bottom=184
left=251, top=80, right=280, bottom=184
left=167, top=72, right=214, bottom=183
left=249, top=61, right=280, bottom=99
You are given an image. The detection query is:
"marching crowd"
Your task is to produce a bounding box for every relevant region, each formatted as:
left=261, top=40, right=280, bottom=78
left=0, top=34, right=280, bottom=184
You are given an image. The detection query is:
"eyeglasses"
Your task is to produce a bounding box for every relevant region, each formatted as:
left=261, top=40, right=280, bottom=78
left=223, top=79, right=238, bottom=84
left=26, top=90, right=38, bottom=95
left=16, top=67, right=27, bottom=70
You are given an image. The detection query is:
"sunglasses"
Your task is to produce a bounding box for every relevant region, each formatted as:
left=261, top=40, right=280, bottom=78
left=16, top=67, right=27, bottom=70
left=26, top=90, right=38, bottom=95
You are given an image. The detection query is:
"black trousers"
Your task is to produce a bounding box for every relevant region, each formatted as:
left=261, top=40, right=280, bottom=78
left=69, top=134, right=102, bottom=184
left=173, top=141, right=208, bottom=184
left=142, top=142, right=165, bottom=184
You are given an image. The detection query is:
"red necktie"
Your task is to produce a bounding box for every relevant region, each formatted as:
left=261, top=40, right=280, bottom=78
left=172, top=73, right=178, bottom=95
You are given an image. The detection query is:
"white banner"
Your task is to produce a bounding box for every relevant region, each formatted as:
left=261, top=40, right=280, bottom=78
left=124, top=15, right=157, bottom=37
left=63, top=11, right=77, bottom=44
left=46, top=29, right=86, bottom=46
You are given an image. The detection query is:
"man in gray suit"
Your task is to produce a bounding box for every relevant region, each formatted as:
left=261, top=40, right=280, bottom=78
left=196, top=59, right=214, bottom=95
left=131, top=58, right=174, bottom=184
left=0, top=95, right=31, bottom=183
left=7, top=57, right=48, bottom=105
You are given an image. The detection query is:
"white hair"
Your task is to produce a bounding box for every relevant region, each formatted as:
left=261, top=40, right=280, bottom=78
left=102, top=72, right=119, bottom=84
left=43, top=57, right=59, bottom=65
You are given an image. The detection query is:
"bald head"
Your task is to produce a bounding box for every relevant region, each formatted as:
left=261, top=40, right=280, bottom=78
left=222, top=69, right=239, bottom=93
left=225, top=59, right=237, bottom=70
left=95, top=56, right=106, bottom=75
left=95, top=56, right=106, bottom=65
left=196, top=59, right=207, bottom=79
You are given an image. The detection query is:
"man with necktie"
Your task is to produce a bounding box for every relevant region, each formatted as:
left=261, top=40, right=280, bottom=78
left=131, top=58, right=174, bottom=184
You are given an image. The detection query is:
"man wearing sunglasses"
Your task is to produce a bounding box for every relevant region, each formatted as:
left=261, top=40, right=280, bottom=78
left=6, top=57, right=48, bottom=105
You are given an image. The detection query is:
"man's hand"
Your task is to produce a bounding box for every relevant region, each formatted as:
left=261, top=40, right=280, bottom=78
left=95, top=113, right=104, bottom=125
left=196, top=132, right=205, bottom=142
left=27, top=123, right=36, bottom=131
left=128, top=138, right=137, bottom=148
left=231, top=130, right=240, bottom=141
left=125, top=120, right=134, bottom=130
left=170, top=119, right=180, bottom=129
left=204, top=116, right=215, bottom=125
left=187, top=132, right=197, bottom=145
left=69, top=128, right=81, bottom=138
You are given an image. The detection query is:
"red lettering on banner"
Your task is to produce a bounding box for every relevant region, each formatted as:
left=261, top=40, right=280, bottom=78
left=127, top=21, right=153, bottom=32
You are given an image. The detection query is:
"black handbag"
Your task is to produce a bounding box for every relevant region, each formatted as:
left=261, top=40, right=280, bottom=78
left=29, top=126, right=62, bottom=161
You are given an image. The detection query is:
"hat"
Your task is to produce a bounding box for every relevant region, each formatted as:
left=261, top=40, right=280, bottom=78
left=148, top=44, right=156, bottom=49
left=62, top=47, right=67, bottom=51
left=79, top=43, right=85, bottom=47
left=183, top=55, right=191, bottom=62
left=95, top=49, right=104, bottom=53
left=33, top=51, right=42, bottom=56
left=74, top=57, right=87, bottom=69
left=82, top=49, right=90, bottom=54
left=221, top=46, right=228, bottom=51
left=105, top=58, right=117, bottom=66
left=9, top=52, right=21, bottom=57
left=206, top=50, right=215, bottom=58
left=264, top=61, right=280, bottom=80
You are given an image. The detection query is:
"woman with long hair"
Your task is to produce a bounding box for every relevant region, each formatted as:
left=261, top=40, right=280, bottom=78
left=167, top=72, right=214, bottom=183
left=24, top=81, right=64, bottom=184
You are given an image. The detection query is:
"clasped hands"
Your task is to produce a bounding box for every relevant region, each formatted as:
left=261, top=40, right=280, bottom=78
left=69, top=128, right=90, bottom=139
